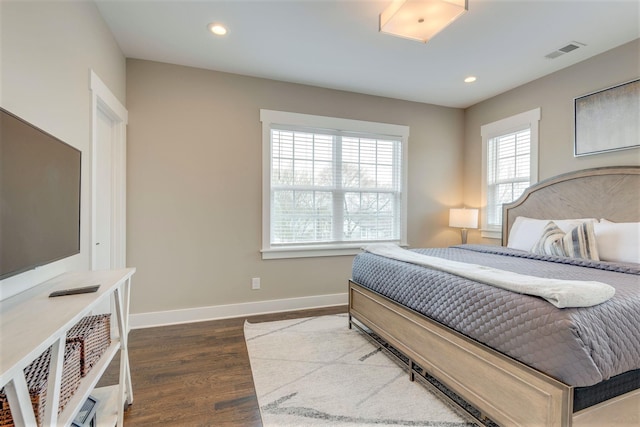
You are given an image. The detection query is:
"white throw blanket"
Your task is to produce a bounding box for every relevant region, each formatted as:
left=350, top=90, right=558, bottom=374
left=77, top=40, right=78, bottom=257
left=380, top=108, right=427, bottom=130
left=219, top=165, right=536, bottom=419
left=363, top=244, right=615, bottom=308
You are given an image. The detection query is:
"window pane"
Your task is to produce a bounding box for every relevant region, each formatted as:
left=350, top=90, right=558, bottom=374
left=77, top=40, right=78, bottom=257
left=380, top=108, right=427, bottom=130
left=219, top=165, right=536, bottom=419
left=272, top=130, right=293, bottom=158
left=359, top=164, right=376, bottom=188
left=359, top=139, right=376, bottom=164
left=361, top=192, right=377, bottom=212
left=516, top=134, right=530, bottom=155
left=269, top=121, right=404, bottom=247
left=486, top=184, right=499, bottom=226
left=515, top=154, right=529, bottom=178
left=343, top=192, right=398, bottom=241
left=344, top=192, right=360, bottom=215
left=294, top=191, right=313, bottom=212
left=314, top=135, right=333, bottom=161
left=314, top=191, right=333, bottom=241
left=313, top=160, right=333, bottom=186
left=294, top=160, right=313, bottom=185
left=342, top=138, right=359, bottom=163
left=272, top=158, right=293, bottom=186
left=375, top=217, right=393, bottom=239
left=496, top=183, right=514, bottom=205
left=377, top=141, right=394, bottom=165
left=342, top=162, right=360, bottom=188
left=378, top=193, right=393, bottom=213
left=272, top=190, right=333, bottom=243
left=294, top=133, right=313, bottom=160
left=486, top=127, right=532, bottom=229
left=497, top=157, right=515, bottom=180
left=377, top=165, right=393, bottom=188
left=497, top=137, right=515, bottom=159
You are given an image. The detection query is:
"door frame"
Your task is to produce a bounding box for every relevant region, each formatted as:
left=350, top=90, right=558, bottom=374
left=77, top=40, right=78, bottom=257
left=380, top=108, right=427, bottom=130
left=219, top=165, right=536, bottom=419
left=90, top=70, right=128, bottom=270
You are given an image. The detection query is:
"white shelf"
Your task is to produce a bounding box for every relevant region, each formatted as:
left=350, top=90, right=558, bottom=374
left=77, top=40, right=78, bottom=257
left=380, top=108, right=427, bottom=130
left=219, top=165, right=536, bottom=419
left=0, top=268, right=135, bottom=427
left=93, top=385, right=120, bottom=427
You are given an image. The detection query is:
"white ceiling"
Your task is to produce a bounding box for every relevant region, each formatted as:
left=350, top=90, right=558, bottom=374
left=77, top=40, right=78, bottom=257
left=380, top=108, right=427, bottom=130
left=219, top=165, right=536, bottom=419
left=96, top=0, right=640, bottom=108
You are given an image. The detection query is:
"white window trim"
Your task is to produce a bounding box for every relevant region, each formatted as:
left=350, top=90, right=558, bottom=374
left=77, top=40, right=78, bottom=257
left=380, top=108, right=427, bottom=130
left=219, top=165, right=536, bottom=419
left=260, top=109, right=409, bottom=259
left=480, top=108, right=540, bottom=240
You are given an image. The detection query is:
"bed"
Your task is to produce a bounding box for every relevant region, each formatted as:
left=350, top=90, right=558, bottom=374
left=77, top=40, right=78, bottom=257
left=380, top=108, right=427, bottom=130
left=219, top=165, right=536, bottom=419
left=348, top=166, right=639, bottom=427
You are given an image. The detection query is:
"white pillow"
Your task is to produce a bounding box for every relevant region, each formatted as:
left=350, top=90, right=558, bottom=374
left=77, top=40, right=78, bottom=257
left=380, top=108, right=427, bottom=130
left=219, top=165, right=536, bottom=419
left=507, top=216, right=598, bottom=251
left=594, top=220, right=640, bottom=264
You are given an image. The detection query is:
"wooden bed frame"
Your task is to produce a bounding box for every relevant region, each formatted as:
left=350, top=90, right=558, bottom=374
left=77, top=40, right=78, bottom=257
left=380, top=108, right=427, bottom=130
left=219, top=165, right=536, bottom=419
left=349, top=166, right=640, bottom=427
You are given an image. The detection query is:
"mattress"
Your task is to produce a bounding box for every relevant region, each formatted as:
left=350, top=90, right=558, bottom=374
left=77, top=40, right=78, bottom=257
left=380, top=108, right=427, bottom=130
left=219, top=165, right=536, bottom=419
left=351, top=244, right=640, bottom=387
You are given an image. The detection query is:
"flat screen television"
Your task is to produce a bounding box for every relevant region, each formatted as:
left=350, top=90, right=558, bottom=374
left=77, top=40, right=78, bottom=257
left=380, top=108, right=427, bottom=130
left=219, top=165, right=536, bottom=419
left=0, top=107, right=81, bottom=280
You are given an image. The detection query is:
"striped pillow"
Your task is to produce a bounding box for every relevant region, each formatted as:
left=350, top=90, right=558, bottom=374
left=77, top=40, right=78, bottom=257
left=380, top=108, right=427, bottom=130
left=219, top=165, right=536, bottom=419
left=532, top=221, right=600, bottom=260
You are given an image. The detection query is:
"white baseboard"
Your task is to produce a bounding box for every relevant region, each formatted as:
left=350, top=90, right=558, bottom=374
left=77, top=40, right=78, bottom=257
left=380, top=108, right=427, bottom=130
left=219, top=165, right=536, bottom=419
left=130, top=292, right=348, bottom=329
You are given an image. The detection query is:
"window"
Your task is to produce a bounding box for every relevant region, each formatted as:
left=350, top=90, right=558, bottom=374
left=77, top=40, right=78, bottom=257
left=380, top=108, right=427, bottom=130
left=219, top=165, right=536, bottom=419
left=261, top=110, right=408, bottom=259
left=481, top=108, right=540, bottom=239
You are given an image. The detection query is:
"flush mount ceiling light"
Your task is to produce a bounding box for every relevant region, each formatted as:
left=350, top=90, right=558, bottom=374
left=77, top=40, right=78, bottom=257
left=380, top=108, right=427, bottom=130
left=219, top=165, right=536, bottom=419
left=464, top=76, right=476, bottom=83
left=207, top=22, right=227, bottom=36
left=380, top=0, right=468, bottom=43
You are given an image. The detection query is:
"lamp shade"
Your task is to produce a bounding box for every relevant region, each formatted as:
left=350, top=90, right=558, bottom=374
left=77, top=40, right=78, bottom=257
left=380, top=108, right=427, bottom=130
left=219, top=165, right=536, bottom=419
left=449, top=208, right=478, bottom=229
left=380, top=0, right=468, bottom=43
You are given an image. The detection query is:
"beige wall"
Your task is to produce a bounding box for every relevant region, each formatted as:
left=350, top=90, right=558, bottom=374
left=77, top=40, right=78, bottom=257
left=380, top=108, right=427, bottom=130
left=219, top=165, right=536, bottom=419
left=0, top=1, right=125, bottom=298
left=4, top=2, right=634, bottom=314
left=126, top=59, right=464, bottom=314
left=463, top=39, right=640, bottom=245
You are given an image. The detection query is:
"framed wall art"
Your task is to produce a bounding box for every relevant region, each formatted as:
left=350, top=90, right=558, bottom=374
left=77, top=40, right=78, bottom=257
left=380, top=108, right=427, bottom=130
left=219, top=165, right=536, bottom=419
left=574, top=78, right=639, bottom=156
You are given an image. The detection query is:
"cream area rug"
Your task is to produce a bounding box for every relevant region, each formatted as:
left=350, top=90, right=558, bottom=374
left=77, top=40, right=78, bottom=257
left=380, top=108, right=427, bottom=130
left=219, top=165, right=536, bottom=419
left=245, top=314, right=474, bottom=427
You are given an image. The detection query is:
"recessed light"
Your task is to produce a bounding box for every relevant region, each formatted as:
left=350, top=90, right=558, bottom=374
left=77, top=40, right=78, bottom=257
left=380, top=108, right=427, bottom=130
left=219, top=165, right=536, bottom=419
left=208, top=23, right=227, bottom=36
left=464, top=76, right=477, bottom=83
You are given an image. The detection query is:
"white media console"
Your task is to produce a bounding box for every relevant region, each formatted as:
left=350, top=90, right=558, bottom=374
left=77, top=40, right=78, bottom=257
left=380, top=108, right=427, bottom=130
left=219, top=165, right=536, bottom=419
left=0, top=268, right=136, bottom=426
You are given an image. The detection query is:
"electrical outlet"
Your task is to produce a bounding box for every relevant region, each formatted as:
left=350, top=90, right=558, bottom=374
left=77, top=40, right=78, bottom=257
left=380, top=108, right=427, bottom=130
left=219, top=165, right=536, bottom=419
left=252, top=277, right=260, bottom=290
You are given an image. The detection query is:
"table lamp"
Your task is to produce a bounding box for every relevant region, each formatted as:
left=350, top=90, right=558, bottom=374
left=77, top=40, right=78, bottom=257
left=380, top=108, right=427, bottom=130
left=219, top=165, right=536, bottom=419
left=449, top=208, right=478, bottom=244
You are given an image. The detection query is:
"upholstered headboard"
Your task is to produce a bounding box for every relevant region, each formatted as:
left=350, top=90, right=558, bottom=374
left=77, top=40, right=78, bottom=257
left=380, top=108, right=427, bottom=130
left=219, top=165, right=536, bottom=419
left=502, top=166, right=640, bottom=246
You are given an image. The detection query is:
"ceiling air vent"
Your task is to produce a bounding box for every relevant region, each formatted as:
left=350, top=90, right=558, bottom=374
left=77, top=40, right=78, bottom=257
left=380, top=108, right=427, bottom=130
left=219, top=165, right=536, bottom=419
left=545, top=41, right=586, bottom=59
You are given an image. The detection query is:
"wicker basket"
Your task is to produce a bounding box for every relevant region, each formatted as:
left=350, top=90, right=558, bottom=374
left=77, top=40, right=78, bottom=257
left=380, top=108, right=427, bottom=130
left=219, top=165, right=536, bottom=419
left=0, top=342, right=82, bottom=427
left=66, top=314, right=111, bottom=377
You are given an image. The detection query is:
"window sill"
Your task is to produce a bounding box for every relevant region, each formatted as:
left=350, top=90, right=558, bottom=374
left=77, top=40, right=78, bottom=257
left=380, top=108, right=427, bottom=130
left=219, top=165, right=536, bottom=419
left=261, top=242, right=403, bottom=259
left=480, top=229, right=502, bottom=240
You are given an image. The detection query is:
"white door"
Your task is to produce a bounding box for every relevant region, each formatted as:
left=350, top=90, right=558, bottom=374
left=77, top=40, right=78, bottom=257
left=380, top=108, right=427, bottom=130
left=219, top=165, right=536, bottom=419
left=94, top=107, right=113, bottom=270
left=90, top=71, right=128, bottom=315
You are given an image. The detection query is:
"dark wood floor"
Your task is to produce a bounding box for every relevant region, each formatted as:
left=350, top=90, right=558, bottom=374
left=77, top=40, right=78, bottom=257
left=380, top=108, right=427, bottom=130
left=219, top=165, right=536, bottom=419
left=99, top=305, right=348, bottom=426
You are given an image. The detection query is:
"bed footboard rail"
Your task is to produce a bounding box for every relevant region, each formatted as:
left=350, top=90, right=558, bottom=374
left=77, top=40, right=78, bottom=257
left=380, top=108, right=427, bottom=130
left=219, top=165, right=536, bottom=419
left=349, top=280, right=573, bottom=427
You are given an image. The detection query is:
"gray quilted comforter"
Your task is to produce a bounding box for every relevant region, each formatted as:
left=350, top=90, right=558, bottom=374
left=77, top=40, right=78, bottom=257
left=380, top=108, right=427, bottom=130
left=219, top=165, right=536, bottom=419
left=351, top=244, right=640, bottom=387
